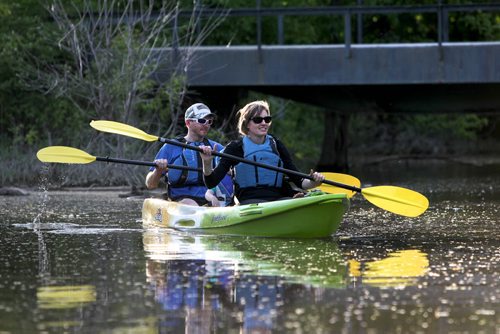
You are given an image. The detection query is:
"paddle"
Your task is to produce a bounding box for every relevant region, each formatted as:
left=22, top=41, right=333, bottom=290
left=37, top=146, right=359, bottom=198
left=89, top=120, right=361, bottom=197
left=36, top=146, right=200, bottom=172
left=317, top=172, right=361, bottom=197
left=90, top=120, right=429, bottom=217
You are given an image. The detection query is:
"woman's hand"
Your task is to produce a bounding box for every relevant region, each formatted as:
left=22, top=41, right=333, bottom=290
left=199, top=145, right=215, bottom=175
left=301, top=170, right=325, bottom=189
left=311, top=170, right=325, bottom=184
left=205, top=191, right=220, bottom=207
left=199, top=145, right=214, bottom=161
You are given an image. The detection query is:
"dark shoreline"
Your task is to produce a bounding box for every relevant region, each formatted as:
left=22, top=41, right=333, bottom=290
left=2, top=155, right=499, bottom=191
left=350, top=154, right=500, bottom=167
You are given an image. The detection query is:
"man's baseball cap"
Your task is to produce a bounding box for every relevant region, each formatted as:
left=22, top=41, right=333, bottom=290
left=185, top=103, right=216, bottom=120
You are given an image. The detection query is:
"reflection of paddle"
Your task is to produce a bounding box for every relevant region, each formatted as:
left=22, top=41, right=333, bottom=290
left=349, top=249, right=429, bottom=287
left=90, top=120, right=429, bottom=217
left=36, top=146, right=199, bottom=172
left=37, top=285, right=96, bottom=309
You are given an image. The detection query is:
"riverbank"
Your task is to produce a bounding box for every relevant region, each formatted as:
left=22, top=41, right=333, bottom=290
left=2, top=151, right=499, bottom=189
left=351, top=154, right=500, bottom=167
left=0, top=185, right=165, bottom=199
left=2, top=155, right=499, bottom=201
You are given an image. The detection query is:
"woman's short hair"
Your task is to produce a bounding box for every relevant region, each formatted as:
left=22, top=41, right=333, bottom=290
left=237, top=100, right=270, bottom=135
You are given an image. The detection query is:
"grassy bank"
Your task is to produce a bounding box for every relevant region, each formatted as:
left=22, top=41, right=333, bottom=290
left=3, top=141, right=499, bottom=188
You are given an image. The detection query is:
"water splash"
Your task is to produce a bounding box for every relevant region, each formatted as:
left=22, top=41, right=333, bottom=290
left=33, top=164, right=51, bottom=225
left=33, top=164, right=51, bottom=283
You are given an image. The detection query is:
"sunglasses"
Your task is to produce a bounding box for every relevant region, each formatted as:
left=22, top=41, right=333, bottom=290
left=251, top=116, right=272, bottom=124
left=188, top=118, right=213, bottom=125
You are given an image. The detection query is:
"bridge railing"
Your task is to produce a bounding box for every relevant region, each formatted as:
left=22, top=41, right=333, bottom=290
left=174, top=3, right=500, bottom=58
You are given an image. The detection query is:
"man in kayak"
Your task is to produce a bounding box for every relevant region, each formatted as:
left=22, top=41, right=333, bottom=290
left=199, top=100, right=325, bottom=205
left=146, top=103, right=225, bottom=206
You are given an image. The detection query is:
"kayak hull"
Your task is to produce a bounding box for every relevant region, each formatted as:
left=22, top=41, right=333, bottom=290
left=142, top=193, right=349, bottom=238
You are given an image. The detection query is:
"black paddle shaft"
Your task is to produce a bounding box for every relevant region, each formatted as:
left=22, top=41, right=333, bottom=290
left=95, top=156, right=200, bottom=171
left=158, top=137, right=361, bottom=192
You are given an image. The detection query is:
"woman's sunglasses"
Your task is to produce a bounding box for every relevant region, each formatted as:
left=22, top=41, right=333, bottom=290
left=251, top=116, right=272, bottom=124
left=188, top=118, right=213, bottom=125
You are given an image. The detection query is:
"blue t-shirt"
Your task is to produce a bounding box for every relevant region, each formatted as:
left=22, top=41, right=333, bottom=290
left=150, top=138, right=223, bottom=200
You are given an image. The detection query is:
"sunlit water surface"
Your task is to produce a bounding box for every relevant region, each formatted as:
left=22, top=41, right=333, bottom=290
left=0, top=161, right=498, bottom=333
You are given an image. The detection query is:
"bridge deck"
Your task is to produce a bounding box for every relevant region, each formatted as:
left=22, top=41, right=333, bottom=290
left=154, top=42, right=499, bottom=87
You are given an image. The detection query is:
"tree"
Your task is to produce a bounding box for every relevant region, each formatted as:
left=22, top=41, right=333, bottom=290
left=14, top=0, right=224, bottom=186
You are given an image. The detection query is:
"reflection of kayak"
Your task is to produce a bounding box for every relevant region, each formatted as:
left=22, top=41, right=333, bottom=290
left=142, top=193, right=349, bottom=238
left=143, top=230, right=348, bottom=287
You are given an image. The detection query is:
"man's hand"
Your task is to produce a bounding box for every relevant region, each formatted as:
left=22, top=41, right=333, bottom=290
left=154, top=159, right=169, bottom=173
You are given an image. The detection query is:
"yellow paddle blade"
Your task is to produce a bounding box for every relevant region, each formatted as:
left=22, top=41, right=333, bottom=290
left=316, top=172, right=361, bottom=198
left=37, top=146, right=96, bottom=164
left=361, top=186, right=429, bottom=217
left=90, top=120, right=158, bottom=142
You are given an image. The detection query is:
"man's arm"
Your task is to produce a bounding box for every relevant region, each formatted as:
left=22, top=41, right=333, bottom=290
left=145, top=159, right=168, bottom=189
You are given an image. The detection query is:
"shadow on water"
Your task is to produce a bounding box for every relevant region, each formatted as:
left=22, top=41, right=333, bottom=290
left=0, top=161, right=498, bottom=332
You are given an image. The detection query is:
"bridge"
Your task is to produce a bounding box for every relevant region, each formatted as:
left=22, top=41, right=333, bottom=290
left=177, top=42, right=499, bottom=114
left=153, top=3, right=500, bottom=170
left=154, top=3, right=500, bottom=114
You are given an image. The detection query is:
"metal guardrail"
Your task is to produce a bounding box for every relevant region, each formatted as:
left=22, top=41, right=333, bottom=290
left=175, top=3, right=500, bottom=59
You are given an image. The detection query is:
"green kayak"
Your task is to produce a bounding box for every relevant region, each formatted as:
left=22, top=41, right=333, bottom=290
left=142, top=192, right=349, bottom=238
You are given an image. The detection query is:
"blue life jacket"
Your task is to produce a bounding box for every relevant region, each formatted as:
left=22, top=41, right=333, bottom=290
left=234, top=135, right=283, bottom=189
left=167, top=137, right=218, bottom=199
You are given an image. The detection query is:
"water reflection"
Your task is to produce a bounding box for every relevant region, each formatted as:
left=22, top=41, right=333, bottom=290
left=349, top=249, right=429, bottom=288
left=142, top=231, right=458, bottom=332
left=37, top=285, right=96, bottom=309
left=0, top=158, right=498, bottom=333
left=143, top=229, right=348, bottom=285
left=143, top=229, right=347, bottom=332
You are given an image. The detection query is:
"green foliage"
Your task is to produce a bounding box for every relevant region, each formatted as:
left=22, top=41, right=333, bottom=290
left=271, top=101, right=325, bottom=170
left=449, top=11, right=500, bottom=41
left=411, top=114, right=489, bottom=140
left=349, top=113, right=490, bottom=155
left=0, top=0, right=200, bottom=185
left=0, top=0, right=82, bottom=149
left=1, top=0, right=498, bottom=185
left=202, top=0, right=499, bottom=45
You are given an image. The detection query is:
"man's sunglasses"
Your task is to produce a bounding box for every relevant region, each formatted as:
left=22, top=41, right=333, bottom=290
left=251, top=116, right=272, bottom=124
left=188, top=118, right=213, bottom=125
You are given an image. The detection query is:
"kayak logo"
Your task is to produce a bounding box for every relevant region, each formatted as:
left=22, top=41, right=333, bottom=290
left=154, top=209, right=162, bottom=222
left=212, top=214, right=227, bottom=223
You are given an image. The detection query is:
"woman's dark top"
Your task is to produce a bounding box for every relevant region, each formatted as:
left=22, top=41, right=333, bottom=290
left=203, top=136, right=305, bottom=203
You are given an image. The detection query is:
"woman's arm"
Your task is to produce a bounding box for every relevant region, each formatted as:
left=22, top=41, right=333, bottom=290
left=274, top=139, right=303, bottom=185
left=201, top=140, right=241, bottom=189
left=275, top=138, right=324, bottom=189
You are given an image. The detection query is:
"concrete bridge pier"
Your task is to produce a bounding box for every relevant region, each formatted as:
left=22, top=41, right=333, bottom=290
left=317, top=110, right=350, bottom=173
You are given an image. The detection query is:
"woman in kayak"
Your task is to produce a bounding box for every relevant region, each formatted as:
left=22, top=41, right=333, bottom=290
left=200, top=100, right=325, bottom=205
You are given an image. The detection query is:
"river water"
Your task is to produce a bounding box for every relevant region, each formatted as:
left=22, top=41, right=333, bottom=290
left=0, top=161, right=498, bottom=333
